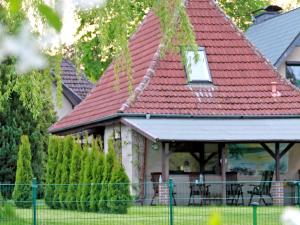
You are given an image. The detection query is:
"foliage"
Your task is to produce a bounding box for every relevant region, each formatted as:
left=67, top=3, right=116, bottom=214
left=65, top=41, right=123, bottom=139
left=218, top=0, right=270, bottom=31
left=80, top=141, right=97, bottom=211
left=107, top=160, right=131, bottom=214
left=76, top=141, right=88, bottom=210
left=0, top=61, right=55, bottom=186
left=99, top=138, right=116, bottom=212
left=0, top=202, right=16, bottom=220
left=90, top=139, right=105, bottom=212
left=53, top=139, right=64, bottom=209
left=59, top=136, right=74, bottom=209
left=12, top=135, right=33, bottom=208
left=45, top=136, right=59, bottom=208
left=66, top=140, right=82, bottom=210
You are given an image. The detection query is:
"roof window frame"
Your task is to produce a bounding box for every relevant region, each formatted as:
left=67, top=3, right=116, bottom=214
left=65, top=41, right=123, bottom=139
left=184, top=47, right=212, bottom=84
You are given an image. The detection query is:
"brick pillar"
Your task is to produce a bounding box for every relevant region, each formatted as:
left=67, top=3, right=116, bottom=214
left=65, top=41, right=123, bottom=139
left=159, top=182, right=169, bottom=205
left=272, top=182, right=284, bottom=205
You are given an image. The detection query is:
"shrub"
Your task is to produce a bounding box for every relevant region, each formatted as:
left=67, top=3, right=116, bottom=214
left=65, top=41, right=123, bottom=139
left=59, top=136, right=74, bottom=208
left=0, top=202, right=16, bottom=219
left=12, top=135, right=33, bottom=208
left=76, top=142, right=88, bottom=210
left=53, top=139, right=64, bottom=209
left=90, top=139, right=105, bottom=212
left=45, top=136, right=59, bottom=208
left=66, top=140, right=82, bottom=210
left=107, top=161, right=131, bottom=214
left=99, top=138, right=116, bottom=212
left=80, top=141, right=97, bottom=211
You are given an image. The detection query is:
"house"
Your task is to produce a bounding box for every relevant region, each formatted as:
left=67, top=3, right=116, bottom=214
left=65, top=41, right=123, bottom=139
left=246, top=6, right=300, bottom=87
left=50, top=0, right=300, bottom=205
left=52, top=59, right=94, bottom=119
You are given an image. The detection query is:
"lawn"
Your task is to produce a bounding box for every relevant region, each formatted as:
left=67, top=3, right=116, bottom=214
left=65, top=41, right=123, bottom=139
left=0, top=205, right=284, bottom=225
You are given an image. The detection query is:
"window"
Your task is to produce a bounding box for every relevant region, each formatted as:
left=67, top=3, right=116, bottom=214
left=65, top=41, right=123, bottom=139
left=185, top=48, right=212, bottom=83
left=286, top=62, right=300, bottom=87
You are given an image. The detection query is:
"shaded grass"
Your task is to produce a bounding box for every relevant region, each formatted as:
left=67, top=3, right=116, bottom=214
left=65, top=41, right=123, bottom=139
left=0, top=205, right=284, bottom=225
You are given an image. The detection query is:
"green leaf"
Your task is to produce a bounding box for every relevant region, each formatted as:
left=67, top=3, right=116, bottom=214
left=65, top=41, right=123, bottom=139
left=38, top=3, right=62, bottom=32
left=9, top=0, right=22, bottom=13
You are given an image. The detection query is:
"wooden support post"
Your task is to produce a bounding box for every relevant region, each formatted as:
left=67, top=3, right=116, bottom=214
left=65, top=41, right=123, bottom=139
left=161, top=142, right=170, bottom=182
left=199, top=143, right=205, bottom=174
left=275, top=143, right=280, bottom=181
left=220, top=143, right=227, bottom=205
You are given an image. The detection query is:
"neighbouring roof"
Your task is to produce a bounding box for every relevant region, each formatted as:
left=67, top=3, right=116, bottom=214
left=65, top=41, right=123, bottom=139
left=122, top=118, right=300, bottom=142
left=50, top=0, right=300, bottom=134
left=246, top=7, right=300, bottom=66
left=61, top=59, right=94, bottom=102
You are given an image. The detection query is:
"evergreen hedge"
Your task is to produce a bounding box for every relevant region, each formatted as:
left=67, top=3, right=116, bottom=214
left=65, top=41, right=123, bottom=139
left=66, top=140, right=82, bottom=210
left=76, top=142, right=88, bottom=210
left=12, top=136, right=33, bottom=208
left=59, top=136, right=74, bottom=208
left=53, top=139, right=64, bottom=209
left=108, top=161, right=131, bottom=214
left=90, top=139, right=104, bottom=212
left=45, top=136, right=59, bottom=208
left=99, top=138, right=116, bottom=212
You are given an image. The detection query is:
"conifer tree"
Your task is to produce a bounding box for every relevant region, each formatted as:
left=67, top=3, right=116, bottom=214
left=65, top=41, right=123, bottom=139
left=12, top=135, right=33, bottom=208
left=99, top=138, right=116, bottom=212
left=90, top=139, right=105, bottom=212
left=59, top=136, right=74, bottom=208
left=76, top=140, right=88, bottom=210
left=80, top=139, right=97, bottom=211
left=108, top=161, right=131, bottom=214
left=66, top=140, right=82, bottom=210
left=45, top=136, right=59, bottom=208
left=53, top=139, right=64, bottom=209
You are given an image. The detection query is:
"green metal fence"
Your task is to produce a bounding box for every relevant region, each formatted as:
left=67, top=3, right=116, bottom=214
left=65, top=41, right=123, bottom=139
left=0, top=179, right=299, bottom=225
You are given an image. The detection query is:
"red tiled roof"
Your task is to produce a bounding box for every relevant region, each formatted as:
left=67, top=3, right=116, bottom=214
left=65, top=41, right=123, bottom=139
left=50, top=0, right=300, bottom=133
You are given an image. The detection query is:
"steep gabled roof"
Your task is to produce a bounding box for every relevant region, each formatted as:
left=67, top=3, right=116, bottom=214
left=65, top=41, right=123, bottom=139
left=61, top=59, right=95, bottom=101
left=50, top=0, right=300, bottom=133
left=246, top=7, right=300, bottom=66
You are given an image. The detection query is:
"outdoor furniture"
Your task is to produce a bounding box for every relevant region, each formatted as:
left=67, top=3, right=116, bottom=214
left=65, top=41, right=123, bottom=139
left=248, top=170, right=274, bottom=205
left=188, top=173, right=210, bottom=205
left=150, top=172, right=176, bottom=206
left=226, top=171, right=244, bottom=205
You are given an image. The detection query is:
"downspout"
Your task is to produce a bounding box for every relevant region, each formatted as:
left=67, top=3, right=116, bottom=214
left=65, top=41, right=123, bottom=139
left=140, top=137, right=148, bottom=204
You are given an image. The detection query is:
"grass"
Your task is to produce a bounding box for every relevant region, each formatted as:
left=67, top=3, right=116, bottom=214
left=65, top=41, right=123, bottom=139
left=0, top=205, right=285, bottom=225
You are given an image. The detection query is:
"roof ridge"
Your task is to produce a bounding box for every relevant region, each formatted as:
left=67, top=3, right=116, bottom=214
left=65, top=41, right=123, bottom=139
left=118, top=43, right=162, bottom=112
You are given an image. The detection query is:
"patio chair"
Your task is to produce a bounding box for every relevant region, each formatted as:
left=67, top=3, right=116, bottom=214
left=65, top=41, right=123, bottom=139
left=188, top=172, right=210, bottom=205
left=226, top=171, right=244, bottom=205
left=248, top=170, right=274, bottom=205
left=150, top=172, right=176, bottom=206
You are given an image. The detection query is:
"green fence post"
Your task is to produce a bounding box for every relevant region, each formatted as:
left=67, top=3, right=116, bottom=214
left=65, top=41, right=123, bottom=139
left=169, top=178, right=174, bottom=225
left=298, top=182, right=300, bottom=207
left=251, top=202, right=259, bottom=225
left=32, top=178, right=37, bottom=225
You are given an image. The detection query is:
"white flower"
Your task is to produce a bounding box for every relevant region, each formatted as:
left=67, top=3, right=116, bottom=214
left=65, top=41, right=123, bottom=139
left=73, top=0, right=106, bottom=10
left=282, top=208, right=300, bottom=225
left=0, top=23, right=47, bottom=73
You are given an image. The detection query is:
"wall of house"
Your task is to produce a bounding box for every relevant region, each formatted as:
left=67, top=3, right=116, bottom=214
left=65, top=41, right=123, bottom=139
left=51, top=84, right=73, bottom=120
left=278, top=46, right=300, bottom=77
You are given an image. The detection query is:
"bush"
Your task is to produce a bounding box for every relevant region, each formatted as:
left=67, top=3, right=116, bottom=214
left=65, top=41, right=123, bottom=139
left=107, top=161, right=131, bottom=214
left=59, top=136, right=74, bottom=208
left=0, top=202, right=16, bottom=219
left=12, top=135, right=33, bottom=208
left=99, top=138, right=116, bottom=212
left=80, top=140, right=97, bottom=211
left=53, top=139, right=64, bottom=209
left=66, top=140, right=82, bottom=210
left=90, top=139, right=104, bottom=212
left=45, top=136, right=59, bottom=208
left=76, top=142, right=88, bottom=210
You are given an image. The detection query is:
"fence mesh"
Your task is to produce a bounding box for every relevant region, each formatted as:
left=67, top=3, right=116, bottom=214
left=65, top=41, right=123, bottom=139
left=0, top=180, right=299, bottom=225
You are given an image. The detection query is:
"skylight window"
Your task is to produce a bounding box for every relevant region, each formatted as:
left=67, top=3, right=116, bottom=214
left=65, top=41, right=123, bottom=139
left=185, top=48, right=212, bottom=83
